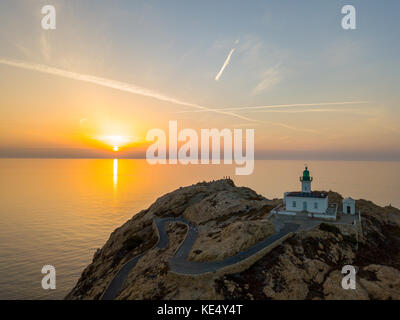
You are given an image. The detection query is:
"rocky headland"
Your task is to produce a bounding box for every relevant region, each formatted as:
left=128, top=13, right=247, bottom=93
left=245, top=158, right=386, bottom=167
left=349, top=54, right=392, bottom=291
left=66, top=179, right=400, bottom=300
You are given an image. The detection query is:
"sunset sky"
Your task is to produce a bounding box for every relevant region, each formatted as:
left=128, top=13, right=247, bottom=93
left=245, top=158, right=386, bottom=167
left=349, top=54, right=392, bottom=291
left=0, top=0, right=399, bottom=160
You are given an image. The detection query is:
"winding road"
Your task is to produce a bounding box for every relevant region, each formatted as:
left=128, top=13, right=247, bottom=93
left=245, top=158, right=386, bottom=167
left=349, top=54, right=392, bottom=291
left=101, top=217, right=299, bottom=300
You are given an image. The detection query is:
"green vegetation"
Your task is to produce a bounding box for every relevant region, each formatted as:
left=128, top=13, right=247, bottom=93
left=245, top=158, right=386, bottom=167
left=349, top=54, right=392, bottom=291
left=319, top=223, right=342, bottom=235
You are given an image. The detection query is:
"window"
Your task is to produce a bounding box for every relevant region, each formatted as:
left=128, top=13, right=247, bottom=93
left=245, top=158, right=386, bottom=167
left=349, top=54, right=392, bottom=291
left=293, top=201, right=296, bottom=207
left=314, top=202, right=318, bottom=209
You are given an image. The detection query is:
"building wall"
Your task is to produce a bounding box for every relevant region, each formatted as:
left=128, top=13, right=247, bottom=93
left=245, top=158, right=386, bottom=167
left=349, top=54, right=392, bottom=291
left=301, top=181, right=311, bottom=193
left=285, top=196, right=328, bottom=213
left=283, top=192, right=290, bottom=205
left=342, top=199, right=355, bottom=215
left=311, top=212, right=336, bottom=220
left=277, top=210, right=297, bottom=216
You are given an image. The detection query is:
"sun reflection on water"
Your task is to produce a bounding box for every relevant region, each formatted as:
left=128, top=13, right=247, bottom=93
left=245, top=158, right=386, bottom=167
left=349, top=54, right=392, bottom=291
left=113, top=159, right=118, bottom=187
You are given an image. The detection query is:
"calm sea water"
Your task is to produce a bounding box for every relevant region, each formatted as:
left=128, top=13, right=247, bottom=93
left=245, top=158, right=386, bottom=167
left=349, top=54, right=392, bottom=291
left=0, top=159, right=399, bottom=299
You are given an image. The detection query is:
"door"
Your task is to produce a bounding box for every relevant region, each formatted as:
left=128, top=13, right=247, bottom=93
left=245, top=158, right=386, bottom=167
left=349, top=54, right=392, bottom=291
left=347, top=206, right=351, bottom=214
left=303, top=201, right=307, bottom=211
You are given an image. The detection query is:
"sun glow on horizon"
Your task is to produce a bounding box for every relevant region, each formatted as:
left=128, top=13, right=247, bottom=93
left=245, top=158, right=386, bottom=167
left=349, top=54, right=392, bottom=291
left=96, top=135, right=133, bottom=150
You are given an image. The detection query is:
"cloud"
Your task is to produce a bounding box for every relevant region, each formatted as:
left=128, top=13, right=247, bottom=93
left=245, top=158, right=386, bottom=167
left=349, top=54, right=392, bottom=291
left=252, top=65, right=282, bottom=95
left=215, top=48, right=235, bottom=81
left=234, top=35, right=289, bottom=95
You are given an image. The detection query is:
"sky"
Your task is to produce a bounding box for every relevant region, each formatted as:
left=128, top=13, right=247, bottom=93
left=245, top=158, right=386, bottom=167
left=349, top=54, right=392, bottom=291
left=0, top=0, right=399, bottom=160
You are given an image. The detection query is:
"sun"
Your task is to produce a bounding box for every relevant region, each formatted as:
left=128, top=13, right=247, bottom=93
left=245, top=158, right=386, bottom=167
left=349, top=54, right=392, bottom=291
left=96, top=135, right=132, bottom=151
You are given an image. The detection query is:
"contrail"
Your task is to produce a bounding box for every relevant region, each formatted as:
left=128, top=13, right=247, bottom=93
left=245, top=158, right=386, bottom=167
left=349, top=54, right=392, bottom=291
left=0, top=58, right=255, bottom=123
left=0, top=58, right=202, bottom=109
left=256, top=108, right=368, bottom=114
left=0, top=58, right=335, bottom=133
left=175, top=101, right=371, bottom=113
left=215, top=48, right=235, bottom=81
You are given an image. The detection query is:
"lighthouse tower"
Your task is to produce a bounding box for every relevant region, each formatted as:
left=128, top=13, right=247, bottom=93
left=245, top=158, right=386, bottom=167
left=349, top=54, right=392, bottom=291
left=300, top=166, right=313, bottom=193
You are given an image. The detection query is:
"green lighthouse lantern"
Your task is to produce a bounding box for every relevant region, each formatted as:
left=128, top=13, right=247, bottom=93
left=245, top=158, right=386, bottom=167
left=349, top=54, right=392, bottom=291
left=302, top=167, right=311, bottom=181
left=300, top=166, right=313, bottom=193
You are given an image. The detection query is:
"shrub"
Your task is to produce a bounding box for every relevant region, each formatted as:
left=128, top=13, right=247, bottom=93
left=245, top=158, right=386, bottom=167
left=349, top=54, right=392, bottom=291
left=319, top=223, right=342, bottom=235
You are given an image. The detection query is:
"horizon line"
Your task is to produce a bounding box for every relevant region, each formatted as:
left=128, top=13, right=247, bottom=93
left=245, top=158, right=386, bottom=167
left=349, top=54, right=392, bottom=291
left=1, top=156, right=399, bottom=162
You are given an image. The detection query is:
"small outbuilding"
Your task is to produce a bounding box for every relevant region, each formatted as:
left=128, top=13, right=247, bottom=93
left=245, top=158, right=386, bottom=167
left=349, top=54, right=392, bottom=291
left=342, top=197, right=355, bottom=215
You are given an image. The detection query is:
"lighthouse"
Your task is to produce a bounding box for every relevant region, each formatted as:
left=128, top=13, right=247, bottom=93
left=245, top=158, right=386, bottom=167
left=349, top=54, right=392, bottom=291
left=300, top=166, right=313, bottom=193
left=279, top=166, right=329, bottom=217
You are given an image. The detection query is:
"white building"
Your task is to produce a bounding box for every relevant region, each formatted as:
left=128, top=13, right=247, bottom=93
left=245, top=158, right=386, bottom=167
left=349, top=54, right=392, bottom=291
left=342, top=197, right=356, bottom=215
left=272, top=166, right=337, bottom=220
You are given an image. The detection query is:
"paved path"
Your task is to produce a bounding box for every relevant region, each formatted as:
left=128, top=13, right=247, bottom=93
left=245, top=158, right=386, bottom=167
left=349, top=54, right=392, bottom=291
left=101, top=217, right=298, bottom=300
left=169, top=222, right=298, bottom=274
left=101, top=217, right=186, bottom=300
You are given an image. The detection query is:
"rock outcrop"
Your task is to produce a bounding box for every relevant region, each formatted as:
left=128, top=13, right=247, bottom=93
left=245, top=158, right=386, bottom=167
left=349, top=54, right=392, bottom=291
left=66, top=179, right=400, bottom=300
left=189, top=221, right=274, bottom=262
left=216, top=198, right=400, bottom=300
